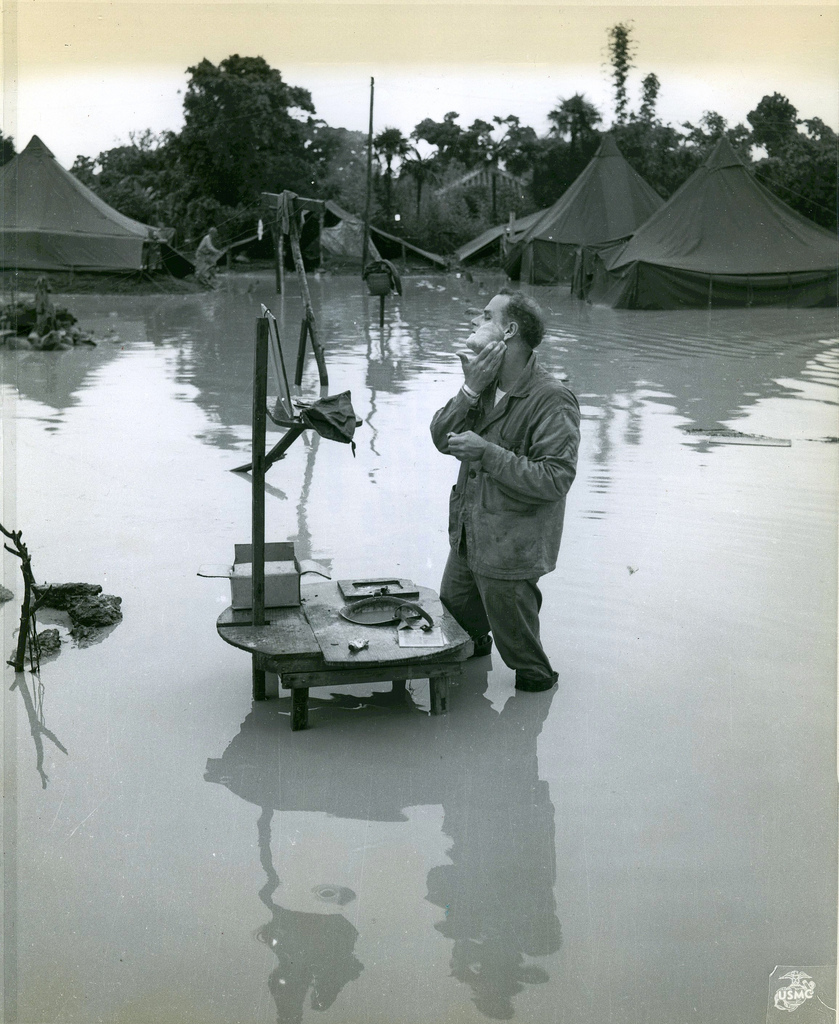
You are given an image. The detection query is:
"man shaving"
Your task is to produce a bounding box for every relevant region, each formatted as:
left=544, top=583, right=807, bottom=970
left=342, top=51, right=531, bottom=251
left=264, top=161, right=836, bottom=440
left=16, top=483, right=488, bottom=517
left=430, top=290, right=580, bottom=692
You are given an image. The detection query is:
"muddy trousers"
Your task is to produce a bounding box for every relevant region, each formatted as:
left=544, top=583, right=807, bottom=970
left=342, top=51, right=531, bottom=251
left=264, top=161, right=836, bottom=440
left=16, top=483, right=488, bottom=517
left=440, top=544, right=555, bottom=686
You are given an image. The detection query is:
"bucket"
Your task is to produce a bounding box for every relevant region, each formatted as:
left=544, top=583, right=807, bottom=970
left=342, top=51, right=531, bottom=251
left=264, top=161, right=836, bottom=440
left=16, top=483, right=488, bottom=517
left=366, top=273, right=392, bottom=296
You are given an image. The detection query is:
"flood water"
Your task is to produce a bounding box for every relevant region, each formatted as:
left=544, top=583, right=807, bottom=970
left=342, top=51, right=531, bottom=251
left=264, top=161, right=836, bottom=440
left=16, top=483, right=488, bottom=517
left=2, top=272, right=837, bottom=1024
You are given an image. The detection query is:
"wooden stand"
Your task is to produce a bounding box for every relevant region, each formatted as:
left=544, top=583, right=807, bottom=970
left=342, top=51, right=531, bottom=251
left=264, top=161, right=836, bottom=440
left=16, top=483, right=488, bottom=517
left=217, top=582, right=472, bottom=730
left=262, top=190, right=328, bottom=387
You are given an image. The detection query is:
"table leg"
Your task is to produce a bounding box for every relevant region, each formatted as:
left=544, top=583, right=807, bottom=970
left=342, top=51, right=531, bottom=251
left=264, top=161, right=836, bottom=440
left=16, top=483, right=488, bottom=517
left=291, top=688, right=309, bottom=731
left=429, top=673, right=450, bottom=715
left=253, top=656, right=266, bottom=701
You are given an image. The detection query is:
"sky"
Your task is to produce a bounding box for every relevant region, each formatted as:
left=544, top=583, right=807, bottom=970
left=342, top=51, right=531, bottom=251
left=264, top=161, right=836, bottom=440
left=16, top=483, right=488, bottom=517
left=3, top=2, right=839, bottom=169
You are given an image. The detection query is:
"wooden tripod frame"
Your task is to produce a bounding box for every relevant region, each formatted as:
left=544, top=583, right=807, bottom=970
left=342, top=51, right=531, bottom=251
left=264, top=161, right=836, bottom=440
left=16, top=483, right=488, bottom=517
left=262, top=190, right=329, bottom=388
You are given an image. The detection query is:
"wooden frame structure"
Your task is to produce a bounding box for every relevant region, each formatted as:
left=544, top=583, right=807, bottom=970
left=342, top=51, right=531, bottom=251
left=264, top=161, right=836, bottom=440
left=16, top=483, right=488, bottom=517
left=262, top=190, right=329, bottom=387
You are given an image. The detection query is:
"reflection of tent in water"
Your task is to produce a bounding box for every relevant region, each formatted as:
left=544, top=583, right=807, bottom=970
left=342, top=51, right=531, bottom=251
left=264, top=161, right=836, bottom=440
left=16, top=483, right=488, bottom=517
left=0, top=135, right=167, bottom=272
left=298, top=200, right=446, bottom=270
left=505, top=134, right=664, bottom=285
left=205, top=674, right=561, bottom=1021
left=582, top=137, right=839, bottom=309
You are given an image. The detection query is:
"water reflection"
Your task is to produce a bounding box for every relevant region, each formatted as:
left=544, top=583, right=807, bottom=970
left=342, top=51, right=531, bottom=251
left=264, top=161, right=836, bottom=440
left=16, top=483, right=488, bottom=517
left=11, top=670, right=68, bottom=789
left=253, top=805, right=363, bottom=1024
left=3, top=281, right=836, bottom=443
left=205, top=666, right=561, bottom=1021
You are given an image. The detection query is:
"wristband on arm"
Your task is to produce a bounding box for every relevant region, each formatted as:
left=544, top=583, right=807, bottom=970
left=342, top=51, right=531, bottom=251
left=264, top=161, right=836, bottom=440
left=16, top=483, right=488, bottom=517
left=461, top=383, right=479, bottom=403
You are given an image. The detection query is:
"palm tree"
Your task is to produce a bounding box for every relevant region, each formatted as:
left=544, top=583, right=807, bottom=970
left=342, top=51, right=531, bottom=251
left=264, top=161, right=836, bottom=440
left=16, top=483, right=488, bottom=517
left=373, top=127, right=410, bottom=222
left=547, top=95, right=602, bottom=158
left=400, top=147, right=437, bottom=216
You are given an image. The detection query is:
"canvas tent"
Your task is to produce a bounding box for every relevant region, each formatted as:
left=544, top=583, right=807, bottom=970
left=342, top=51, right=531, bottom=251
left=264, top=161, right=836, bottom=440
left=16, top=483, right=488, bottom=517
left=0, top=135, right=162, bottom=272
left=300, top=200, right=446, bottom=270
left=584, top=137, right=839, bottom=309
left=455, top=209, right=547, bottom=266
left=505, top=135, right=664, bottom=285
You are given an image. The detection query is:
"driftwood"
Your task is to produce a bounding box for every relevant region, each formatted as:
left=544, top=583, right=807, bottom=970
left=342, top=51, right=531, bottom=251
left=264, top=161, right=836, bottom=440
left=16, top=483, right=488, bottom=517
left=1, top=523, right=53, bottom=672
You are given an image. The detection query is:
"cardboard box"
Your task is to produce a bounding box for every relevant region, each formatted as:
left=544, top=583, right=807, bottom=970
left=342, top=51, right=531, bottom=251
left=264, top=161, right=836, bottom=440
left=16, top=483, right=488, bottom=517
left=230, top=542, right=301, bottom=609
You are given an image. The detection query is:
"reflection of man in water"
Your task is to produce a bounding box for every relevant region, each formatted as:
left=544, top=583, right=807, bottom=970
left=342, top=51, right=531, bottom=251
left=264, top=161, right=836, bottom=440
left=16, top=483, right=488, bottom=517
left=431, top=290, right=580, bottom=692
left=205, top=666, right=562, bottom=1021
left=195, top=227, right=223, bottom=288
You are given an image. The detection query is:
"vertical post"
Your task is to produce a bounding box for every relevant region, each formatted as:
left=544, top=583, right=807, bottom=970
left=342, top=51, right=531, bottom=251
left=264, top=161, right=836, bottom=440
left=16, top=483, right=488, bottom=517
left=287, top=207, right=328, bottom=387
left=278, top=232, right=285, bottom=295
left=252, top=316, right=269, bottom=700
left=295, top=319, right=309, bottom=388
left=317, top=209, right=325, bottom=270
left=379, top=293, right=385, bottom=329
left=362, top=77, right=375, bottom=270
left=273, top=219, right=282, bottom=294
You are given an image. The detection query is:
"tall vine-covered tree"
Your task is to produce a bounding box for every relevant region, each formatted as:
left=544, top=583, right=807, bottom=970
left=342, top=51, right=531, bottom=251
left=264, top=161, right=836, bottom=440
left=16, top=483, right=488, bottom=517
left=607, top=23, right=635, bottom=125
left=179, top=55, right=316, bottom=208
left=638, top=73, right=661, bottom=123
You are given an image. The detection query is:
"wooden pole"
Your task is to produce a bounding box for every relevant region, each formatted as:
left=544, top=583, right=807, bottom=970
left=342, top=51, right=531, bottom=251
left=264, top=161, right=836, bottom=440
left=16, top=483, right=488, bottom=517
left=294, top=318, right=309, bottom=387
left=273, top=219, right=282, bottom=294
left=287, top=204, right=328, bottom=387
left=379, top=294, right=385, bottom=329
left=362, top=77, right=375, bottom=270
left=251, top=317, right=269, bottom=700
left=317, top=209, right=325, bottom=270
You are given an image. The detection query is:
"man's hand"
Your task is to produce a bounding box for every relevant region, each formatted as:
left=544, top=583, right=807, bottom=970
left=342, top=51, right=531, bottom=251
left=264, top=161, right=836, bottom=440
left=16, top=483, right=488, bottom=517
left=457, top=340, right=505, bottom=394
left=447, top=430, right=488, bottom=461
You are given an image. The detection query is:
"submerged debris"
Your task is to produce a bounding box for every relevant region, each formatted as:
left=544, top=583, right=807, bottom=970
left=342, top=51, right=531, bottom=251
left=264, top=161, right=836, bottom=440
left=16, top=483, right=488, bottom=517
left=0, top=277, right=98, bottom=350
left=33, top=582, right=123, bottom=643
left=35, top=628, right=61, bottom=657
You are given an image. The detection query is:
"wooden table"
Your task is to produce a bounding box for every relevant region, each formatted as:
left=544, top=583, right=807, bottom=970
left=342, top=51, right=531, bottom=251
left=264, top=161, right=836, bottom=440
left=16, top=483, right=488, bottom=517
left=217, top=581, right=473, bottom=730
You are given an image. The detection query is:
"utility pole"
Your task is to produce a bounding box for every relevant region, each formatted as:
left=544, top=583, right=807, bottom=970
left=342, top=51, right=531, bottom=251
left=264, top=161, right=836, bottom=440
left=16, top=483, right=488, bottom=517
left=362, top=77, right=374, bottom=271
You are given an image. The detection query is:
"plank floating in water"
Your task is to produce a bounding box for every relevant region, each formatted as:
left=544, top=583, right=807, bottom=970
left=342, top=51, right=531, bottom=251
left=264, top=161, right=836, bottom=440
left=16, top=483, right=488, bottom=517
left=682, top=429, right=791, bottom=447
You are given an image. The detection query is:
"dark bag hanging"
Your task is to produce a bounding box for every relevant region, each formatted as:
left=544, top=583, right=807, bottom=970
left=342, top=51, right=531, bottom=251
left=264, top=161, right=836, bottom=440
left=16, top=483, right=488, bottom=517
left=299, top=391, right=358, bottom=455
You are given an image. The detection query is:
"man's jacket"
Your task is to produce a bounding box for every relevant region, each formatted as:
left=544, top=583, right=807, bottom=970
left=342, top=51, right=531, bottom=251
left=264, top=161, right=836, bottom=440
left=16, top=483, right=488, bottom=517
left=430, top=353, right=580, bottom=580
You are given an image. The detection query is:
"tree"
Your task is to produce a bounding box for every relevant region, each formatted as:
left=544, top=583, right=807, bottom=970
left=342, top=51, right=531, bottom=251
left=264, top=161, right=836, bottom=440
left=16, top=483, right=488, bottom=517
left=747, top=92, right=800, bottom=157
left=70, top=130, right=177, bottom=227
left=747, top=96, right=837, bottom=229
left=493, top=116, right=539, bottom=177
left=638, top=73, right=660, bottom=123
left=400, top=146, right=437, bottom=216
left=607, top=22, right=635, bottom=125
left=682, top=111, right=751, bottom=161
left=179, top=55, right=316, bottom=209
left=373, top=126, right=410, bottom=222
left=547, top=94, right=602, bottom=156
left=412, top=112, right=464, bottom=167
left=0, top=131, right=14, bottom=166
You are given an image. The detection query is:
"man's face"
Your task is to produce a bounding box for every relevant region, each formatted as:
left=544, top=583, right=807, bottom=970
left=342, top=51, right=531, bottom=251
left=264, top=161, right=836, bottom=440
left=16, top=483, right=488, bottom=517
left=466, top=294, right=510, bottom=354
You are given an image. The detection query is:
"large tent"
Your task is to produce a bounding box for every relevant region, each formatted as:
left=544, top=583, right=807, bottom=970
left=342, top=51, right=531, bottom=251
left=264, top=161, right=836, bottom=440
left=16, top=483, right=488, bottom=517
left=505, top=135, right=664, bottom=285
left=585, top=137, right=839, bottom=309
left=0, top=135, right=161, bottom=272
